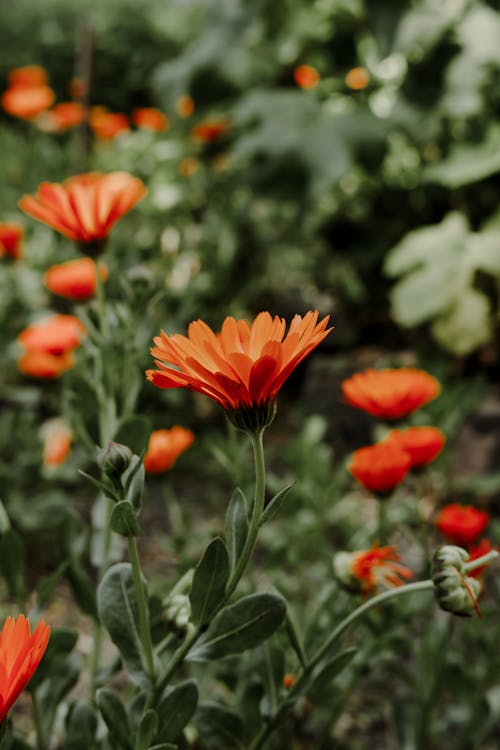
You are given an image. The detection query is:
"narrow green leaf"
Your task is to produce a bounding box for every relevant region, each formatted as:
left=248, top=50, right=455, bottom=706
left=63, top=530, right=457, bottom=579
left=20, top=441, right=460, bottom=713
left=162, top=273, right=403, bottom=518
left=190, top=538, right=229, bottom=626
left=124, top=455, right=146, bottom=512
left=97, top=689, right=133, bottom=750
left=157, top=679, right=198, bottom=742
left=135, top=709, right=158, bottom=750
left=189, top=592, right=286, bottom=661
left=285, top=607, right=307, bottom=668
left=78, top=470, right=117, bottom=501
left=194, top=702, right=245, bottom=750
left=259, top=483, right=295, bottom=527
left=225, top=489, right=249, bottom=571
left=110, top=500, right=141, bottom=537
left=307, top=647, right=357, bottom=700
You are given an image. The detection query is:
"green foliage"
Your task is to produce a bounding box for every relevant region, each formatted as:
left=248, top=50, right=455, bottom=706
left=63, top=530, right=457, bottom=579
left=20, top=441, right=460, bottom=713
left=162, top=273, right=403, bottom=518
left=189, top=537, right=229, bottom=627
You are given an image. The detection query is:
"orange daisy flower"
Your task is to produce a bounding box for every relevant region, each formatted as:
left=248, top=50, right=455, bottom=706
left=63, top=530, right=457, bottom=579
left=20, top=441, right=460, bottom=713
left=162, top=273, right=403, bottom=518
left=0, top=223, right=23, bottom=260
left=342, top=367, right=441, bottom=420
left=334, top=545, right=413, bottom=594
left=42, top=419, right=72, bottom=466
left=18, top=314, right=85, bottom=356
left=132, top=107, right=169, bottom=132
left=147, top=311, right=332, bottom=429
left=44, top=258, right=108, bottom=300
left=294, top=64, right=320, bottom=89
left=88, top=107, right=129, bottom=140
left=386, top=426, right=445, bottom=467
left=143, top=427, right=195, bottom=474
left=0, top=615, right=50, bottom=724
left=17, top=350, right=75, bottom=379
left=19, top=172, right=147, bottom=251
left=191, top=118, right=229, bottom=143
left=435, top=504, right=489, bottom=548
left=349, top=442, right=411, bottom=494
left=2, top=84, right=55, bottom=120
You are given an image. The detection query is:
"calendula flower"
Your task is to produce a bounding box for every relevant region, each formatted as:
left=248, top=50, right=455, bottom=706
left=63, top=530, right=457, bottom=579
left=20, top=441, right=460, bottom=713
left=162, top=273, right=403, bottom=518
left=19, top=172, right=147, bottom=252
left=386, top=426, right=445, bottom=467
left=345, top=66, right=370, bottom=90
left=176, top=94, right=195, bottom=118
left=2, top=85, right=55, bottom=120
left=333, top=545, right=413, bottom=594
left=0, top=615, right=50, bottom=724
left=41, top=419, right=72, bottom=466
left=349, top=442, right=411, bottom=494
left=144, top=427, right=195, bottom=474
left=435, top=504, right=489, bottom=548
left=18, top=314, right=85, bottom=355
left=0, top=223, right=23, bottom=260
left=132, top=107, right=169, bottom=132
left=89, top=107, right=129, bottom=140
left=44, top=258, right=108, bottom=300
left=191, top=118, right=229, bottom=143
left=17, top=350, right=75, bottom=379
left=294, top=64, right=320, bottom=89
left=342, top=367, right=441, bottom=420
left=41, top=101, right=86, bottom=132
left=147, top=311, right=332, bottom=431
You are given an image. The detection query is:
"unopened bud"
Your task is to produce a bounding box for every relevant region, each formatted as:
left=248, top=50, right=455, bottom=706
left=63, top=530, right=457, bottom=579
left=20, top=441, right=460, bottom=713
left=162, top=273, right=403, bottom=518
left=333, top=551, right=364, bottom=593
left=165, top=593, right=191, bottom=635
left=98, top=442, right=133, bottom=487
left=432, top=545, right=481, bottom=617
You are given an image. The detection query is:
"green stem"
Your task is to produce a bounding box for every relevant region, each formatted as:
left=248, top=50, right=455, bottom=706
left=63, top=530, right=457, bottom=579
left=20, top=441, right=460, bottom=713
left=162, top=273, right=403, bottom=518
left=31, top=689, right=47, bottom=750
left=376, top=498, right=389, bottom=544
left=128, top=535, right=156, bottom=682
left=94, top=260, right=108, bottom=339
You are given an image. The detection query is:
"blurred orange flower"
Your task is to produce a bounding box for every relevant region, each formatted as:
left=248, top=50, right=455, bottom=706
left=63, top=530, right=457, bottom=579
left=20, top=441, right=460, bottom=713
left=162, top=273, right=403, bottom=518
left=345, top=66, right=370, bottom=90
left=132, top=107, right=169, bottom=132
left=178, top=157, right=199, bottom=177
left=8, top=65, right=48, bottom=87
left=176, top=94, right=195, bottom=118
left=42, top=419, right=72, bottom=466
left=435, top=504, right=489, bottom=547
left=19, top=172, right=147, bottom=247
left=191, top=118, right=229, bottom=143
left=18, top=314, right=85, bottom=355
left=386, top=426, right=445, bottom=467
left=147, top=311, right=332, bottom=428
left=0, top=615, right=50, bottom=724
left=349, top=442, right=411, bottom=494
left=143, top=427, right=195, bottom=474
left=0, top=222, right=23, bottom=260
left=2, top=85, right=55, bottom=120
left=342, top=368, right=441, bottom=420
left=42, top=101, right=87, bottom=132
left=467, top=539, right=494, bottom=579
left=44, top=258, right=108, bottom=300
left=68, top=77, right=86, bottom=99
left=18, top=350, right=75, bottom=379
left=294, top=64, right=320, bottom=89
left=89, top=107, right=129, bottom=140
left=349, top=545, right=413, bottom=593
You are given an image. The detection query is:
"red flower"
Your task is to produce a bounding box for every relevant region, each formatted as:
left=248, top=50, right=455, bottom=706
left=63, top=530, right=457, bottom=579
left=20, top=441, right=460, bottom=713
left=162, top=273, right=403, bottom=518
left=0, top=615, right=50, bottom=724
left=191, top=118, right=229, bottom=143
left=334, top=545, right=413, bottom=594
left=342, top=367, right=441, bottom=420
left=349, top=442, right=411, bottom=494
left=386, top=426, right=445, bottom=467
left=19, top=172, right=147, bottom=247
left=7, top=66, right=48, bottom=88
left=18, top=314, right=85, bottom=355
left=435, top=504, right=489, bottom=547
left=2, top=85, right=55, bottom=120
left=0, top=223, right=23, bottom=260
left=89, top=107, right=129, bottom=140
left=294, top=65, right=320, bottom=89
left=44, top=258, right=108, bottom=300
left=147, top=311, right=332, bottom=427
left=132, top=107, right=169, bottom=132
left=143, top=427, right=194, bottom=474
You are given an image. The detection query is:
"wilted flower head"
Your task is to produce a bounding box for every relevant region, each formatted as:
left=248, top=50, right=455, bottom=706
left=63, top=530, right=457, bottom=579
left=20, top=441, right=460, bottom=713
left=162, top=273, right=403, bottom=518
left=0, top=615, right=50, bottom=724
left=349, top=441, right=411, bottom=495
left=147, top=311, right=332, bottom=431
left=333, top=545, right=413, bottom=594
left=386, top=426, right=445, bottom=467
left=435, top=504, right=489, bottom=547
left=44, top=258, right=108, bottom=300
left=294, top=64, right=320, bottom=89
left=0, top=223, right=23, bottom=260
left=144, top=427, right=195, bottom=474
left=342, top=367, right=440, bottom=420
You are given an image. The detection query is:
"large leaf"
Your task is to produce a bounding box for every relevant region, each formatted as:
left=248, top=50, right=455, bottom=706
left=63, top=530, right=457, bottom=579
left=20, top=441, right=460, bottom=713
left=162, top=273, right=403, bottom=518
left=157, top=679, right=198, bottom=742
left=189, top=592, right=286, bottom=661
left=424, top=126, right=500, bottom=188
left=97, top=689, right=133, bottom=750
left=190, top=537, right=229, bottom=626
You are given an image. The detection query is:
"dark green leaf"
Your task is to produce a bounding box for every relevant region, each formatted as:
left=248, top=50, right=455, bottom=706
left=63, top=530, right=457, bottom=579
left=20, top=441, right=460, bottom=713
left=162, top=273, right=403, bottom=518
left=38, top=653, right=81, bottom=741
left=114, top=416, right=152, bottom=456
left=158, top=679, right=198, bottom=742
left=259, top=483, right=294, bottom=527
left=307, top=648, right=357, bottom=701
left=190, top=538, right=229, bottom=626
left=29, top=627, right=78, bottom=689
left=65, top=700, right=98, bottom=750
left=189, top=592, right=286, bottom=661
left=0, top=528, right=25, bottom=599
left=66, top=559, right=98, bottom=618
left=224, top=489, right=248, bottom=572
left=194, top=702, right=245, bottom=750
left=78, top=470, right=117, bottom=501
left=124, top=456, right=146, bottom=512
left=110, top=500, right=141, bottom=537
left=96, top=689, right=133, bottom=750
left=135, top=709, right=158, bottom=750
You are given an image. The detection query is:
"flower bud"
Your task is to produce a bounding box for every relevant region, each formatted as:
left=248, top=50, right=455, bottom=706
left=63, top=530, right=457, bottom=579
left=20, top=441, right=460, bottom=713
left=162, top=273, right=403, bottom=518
left=333, top=551, right=364, bottom=593
left=165, top=593, right=191, bottom=636
left=98, top=442, right=133, bottom=489
left=432, top=545, right=481, bottom=617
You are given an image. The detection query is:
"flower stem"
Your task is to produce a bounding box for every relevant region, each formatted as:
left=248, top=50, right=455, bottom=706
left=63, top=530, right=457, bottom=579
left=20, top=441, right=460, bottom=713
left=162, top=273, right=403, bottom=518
left=94, top=260, right=108, bottom=339
left=31, top=688, right=47, bottom=750
left=127, top=535, right=156, bottom=683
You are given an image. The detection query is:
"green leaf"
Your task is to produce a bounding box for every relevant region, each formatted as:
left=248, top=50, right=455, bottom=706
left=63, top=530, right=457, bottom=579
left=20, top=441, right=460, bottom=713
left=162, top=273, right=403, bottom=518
left=0, top=528, right=25, bottom=599
left=135, top=709, right=158, bottom=750
left=224, top=489, right=249, bottom=572
left=78, top=470, right=117, bottom=502
left=29, top=627, right=78, bottom=689
left=424, top=125, right=500, bottom=188
left=65, top=700, right=98, bottom=750
left=114, top=416, right=152, bottom=456
left=38, top=653, right=81, bottom=742
left=97, top=563, right=148, bottom=686
left=431, top=288, right=492, bottom=356
left=110, top=500, right=141, bottom=537
left=123, top=456, right=146, bottom=512
left=194, top=702, right=245, bottom=750
left=307, top=648, right=357, bottom=701
left=259, top=483, right=294, bottom=527
left=66, top=559, right=98, bottom=618
left=157, top=679, right=198, bottom=742
left=189, top=538, right=229, bottom=626
left=97, top=689, right=133, bottom=750
left=189, top=592, right=286, bottom=661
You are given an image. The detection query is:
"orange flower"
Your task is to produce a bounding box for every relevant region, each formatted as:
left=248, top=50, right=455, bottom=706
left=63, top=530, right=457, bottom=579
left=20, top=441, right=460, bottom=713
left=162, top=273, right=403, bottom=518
left=178, top=157, right=199, bottom=177
left=18, top=350, right=75, bottom=379
left=435, top=504, right=489, bottom=547
left=386, top=426, right=445, bottom=467
left=18, top=314, right=85, bottom=355
left=176, top=94, right=195, bottom=118
left=293, top=64, right=320, bottom=89
left=89, top=107, right=129, bottom=140
left=44, top=258, right=108, bottom=300
left=191, top=118, right=229, bottom=143
left=42, top=102, right=87, bottom=132
left=8, top=66, right=48, bottom=88
left=345, top=66, right=370, bottom=90
left=2, top=85, right=55, bottom=120
left=348, top=545, right=413, bottom=593
left=0, top=615, right=50, bottom=724
left=342, top=367, right=441, bottom=420
left=19, top=172, right=147, bottom=248
left=68, top=77, right=86, bottom=99
left=132, top=107, right=169, bottom=132
left=147, top=311, right=332, bottom=428
left=0, top=223, right=23, bottom=260
left=349, top=442, right=411, bottom=494
left=42, top=419, right=72, bottom=466
left=143, top=427, right=194, bottom=474
left=282, top=674, right=296, bottom=689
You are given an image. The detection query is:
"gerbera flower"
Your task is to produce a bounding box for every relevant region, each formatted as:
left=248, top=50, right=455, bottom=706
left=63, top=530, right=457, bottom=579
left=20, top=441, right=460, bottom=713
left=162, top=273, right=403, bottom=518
left=0, top=223, right=23, bottom=260
left=18, top=172, right=147, bottom=253
left=435, top=504, right=489, bottom=548
left=143, top=427, right=194, bottom=474
left=0, top=615, right=50, bottom=724
left=333, top=545, right=413, bottom=594
left=349, top=441, right=412, bottom=494
left=386, top=426, right=445, bottom=467
left=44, top=258, right=107, bottom=300
left=147, top=311, right=332, bottom=430
left=342, top=367, right=440, bottom=420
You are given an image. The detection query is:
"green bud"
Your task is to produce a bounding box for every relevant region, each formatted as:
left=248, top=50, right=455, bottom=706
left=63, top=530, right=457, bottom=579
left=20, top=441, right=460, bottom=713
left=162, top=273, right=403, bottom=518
left=226, top=400, right=277, bottom=434
left=432, top=545, right=481, bottom=617
left=98, top=442, right=133, bottom=490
